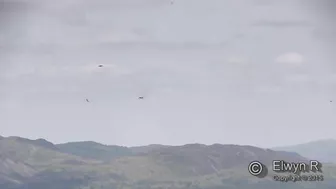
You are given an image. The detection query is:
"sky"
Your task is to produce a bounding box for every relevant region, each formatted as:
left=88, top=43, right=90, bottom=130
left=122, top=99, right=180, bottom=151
left=0, top=0, right=335, bottom=148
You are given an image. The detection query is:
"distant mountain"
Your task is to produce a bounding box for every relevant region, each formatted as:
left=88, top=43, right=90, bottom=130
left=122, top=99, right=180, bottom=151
left=0, top=136, right=93, bottom=167
left=56, top=141, right=133, bottom=161
left=272, top=139, right=336, bottom=163
left=130, top=144, right=169, bottom=154
left=143, top=143, right=307, bottom=176
left=57, top=142, right=173, bottom=161
left=1, top=136, right=336, bottom=189
left=3, top=136, right=58, bottom=151
left=0, top=136, right=99, bottom=189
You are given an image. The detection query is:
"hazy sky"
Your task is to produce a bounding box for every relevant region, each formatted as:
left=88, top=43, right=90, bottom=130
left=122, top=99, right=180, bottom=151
left=0, top=0, right=335, bottom=148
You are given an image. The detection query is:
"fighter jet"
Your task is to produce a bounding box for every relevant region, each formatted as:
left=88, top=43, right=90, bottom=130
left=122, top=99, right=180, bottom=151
left=138, top=96, right=144, bottom=100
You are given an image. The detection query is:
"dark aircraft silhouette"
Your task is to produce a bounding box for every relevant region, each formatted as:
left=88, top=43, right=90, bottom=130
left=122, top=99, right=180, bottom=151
left=98, top=65, right=103, bottom=68
left=138, top=96, right=144, bottom=100
left=86, top=99, right=90, bottom=102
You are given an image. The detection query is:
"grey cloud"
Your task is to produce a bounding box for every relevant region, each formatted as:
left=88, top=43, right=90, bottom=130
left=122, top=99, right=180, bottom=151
left=252, top=20, right=311, bottom=28
left=312, top=28, right=336, bottom=40
left=251, top=0, right=274, bottom=6
left=301, top=0, right=336, bottom=58
left=0, top=0, right=28, bottom=49
left=0, top=0, right=31, bottom=21
left=302, top=0, right=336, bottom=23
left=96, top=41, right=230, bottom=51
left=1, top=0, right=336, bottom=147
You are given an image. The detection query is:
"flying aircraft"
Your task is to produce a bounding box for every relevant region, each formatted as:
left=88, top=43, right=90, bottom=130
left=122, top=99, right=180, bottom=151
left=138, top=96, right=144, bottom=100
left=86, top=99, right=90, bottom=102
left=98, top=65, right=103, bottom=68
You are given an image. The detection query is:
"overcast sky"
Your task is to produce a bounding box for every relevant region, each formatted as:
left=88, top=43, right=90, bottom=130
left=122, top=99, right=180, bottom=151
left=0, top=0, right=335, bottom=148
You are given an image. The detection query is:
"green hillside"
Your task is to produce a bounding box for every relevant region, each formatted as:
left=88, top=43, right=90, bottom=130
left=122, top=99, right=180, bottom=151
left=1, top=136, right=336, bottom=189
left=57, top=141, right=133, bottom=161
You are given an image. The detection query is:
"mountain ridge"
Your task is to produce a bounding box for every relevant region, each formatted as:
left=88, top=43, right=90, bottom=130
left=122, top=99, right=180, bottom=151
left=272, top=139, right=336, bottom=163
left=1, top=135, right=335, bottom=189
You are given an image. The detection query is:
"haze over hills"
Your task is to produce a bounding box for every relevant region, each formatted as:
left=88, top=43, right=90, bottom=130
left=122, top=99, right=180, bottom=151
left=273, top=139, right=336, bottom=163
left=1, top=135, right=336, bottom=189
